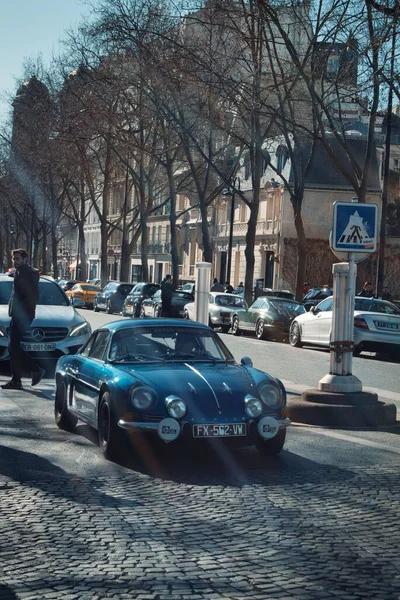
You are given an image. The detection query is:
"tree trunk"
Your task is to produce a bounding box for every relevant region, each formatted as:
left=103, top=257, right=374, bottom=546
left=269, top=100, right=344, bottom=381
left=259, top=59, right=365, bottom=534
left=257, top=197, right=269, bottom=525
left=167, top=159, right=180, bottom=288
left=293, top=206, right=307, bottom=302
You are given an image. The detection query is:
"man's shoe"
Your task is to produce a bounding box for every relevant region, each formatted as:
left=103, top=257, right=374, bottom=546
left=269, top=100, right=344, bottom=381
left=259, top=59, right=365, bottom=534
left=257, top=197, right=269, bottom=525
left=31, top=367, right=46, bottom=387
left=1, top=380, right=22, bottom=390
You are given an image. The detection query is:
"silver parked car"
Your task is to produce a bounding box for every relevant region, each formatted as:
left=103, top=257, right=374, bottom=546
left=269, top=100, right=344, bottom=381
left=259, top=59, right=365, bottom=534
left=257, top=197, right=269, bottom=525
left=0, top=274, right=91, bottom=368
left=289, top=295, right=400, bottom=356
left=183, top=292, right=248, bottom=333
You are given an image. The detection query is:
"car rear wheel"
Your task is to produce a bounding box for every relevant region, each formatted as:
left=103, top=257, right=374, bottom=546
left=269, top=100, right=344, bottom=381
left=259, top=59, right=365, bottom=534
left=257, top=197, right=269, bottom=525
left=289, top=322, right=303, bottom=347
left=154, top=307, right=161, bottom=318
left=98, top=392, right=121, bottom=460
left=93, top=301, right=99, bottom=312
left=54, top=379, right=77, bottom=432
left=256, top=429, right=286, bottom=456
left=231, top=316, right=241, bottom=336
left=106, top=300, right=113, bottom=314
left=183, top=310, right=190, bottom=320
left=140, top=306, right=146, bottom=318
left=255, top=319, right=267, bottom=340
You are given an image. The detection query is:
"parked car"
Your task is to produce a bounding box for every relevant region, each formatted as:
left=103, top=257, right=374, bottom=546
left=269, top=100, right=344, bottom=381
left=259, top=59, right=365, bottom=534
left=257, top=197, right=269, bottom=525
left=231, top=296, right=306, bottom=341
left=54, top=319, right=290, bottom=459
left=87, top=278, right=101, bottom=286
left=183, top=292, right=248, bottom=333
left=0, top=274, right=91, bottom=370
left=65, top=282, right=101, bottom=309
left=58, top=280, right=79, bottom=292
left=179, top=282, right=196, bottom=294
left=122, top=282, right=161, bottom=317
left=140, top=289, right=194, bottom=318
left=93, top=282, right=134, bottom=314
left=302, top=286, right=333, bottom=311
left=289, top=295, right=400, bottom=356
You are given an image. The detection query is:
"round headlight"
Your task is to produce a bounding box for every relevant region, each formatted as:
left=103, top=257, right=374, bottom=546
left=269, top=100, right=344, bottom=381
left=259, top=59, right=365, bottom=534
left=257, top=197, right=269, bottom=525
left=258, top=381, right=282, bottom=409
left=165, top=396, right=187, bottom=419
left=131, top=386, right=155, bottom=411
left=244, top=396, right=263, bottom=418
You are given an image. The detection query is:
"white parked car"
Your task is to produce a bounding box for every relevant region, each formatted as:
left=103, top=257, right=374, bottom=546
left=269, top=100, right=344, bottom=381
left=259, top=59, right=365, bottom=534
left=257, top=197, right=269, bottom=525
left=183, top=292, right=247, bottom=333
left=289, top=295, right=400, bottom=356
left=0, top=274, right=91, bottom=369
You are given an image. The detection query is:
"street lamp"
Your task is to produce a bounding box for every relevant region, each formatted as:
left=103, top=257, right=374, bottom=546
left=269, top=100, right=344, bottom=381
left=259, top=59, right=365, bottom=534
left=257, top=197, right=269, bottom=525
left=223, top=177, right=240, bottom=285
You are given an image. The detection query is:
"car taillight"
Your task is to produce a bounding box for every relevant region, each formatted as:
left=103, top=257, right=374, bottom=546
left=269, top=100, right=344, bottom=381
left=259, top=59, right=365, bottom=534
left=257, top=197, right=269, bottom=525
left=220, top=311, right=230, bottom=318
left=74, top=291, right=84, bottom=296
left=354, top=317, right=369, bottom=330
left=271, top=321, right=284, bottom=331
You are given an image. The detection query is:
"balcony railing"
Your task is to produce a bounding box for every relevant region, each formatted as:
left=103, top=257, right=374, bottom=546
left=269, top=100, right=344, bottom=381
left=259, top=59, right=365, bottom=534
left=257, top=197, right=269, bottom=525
left=133, top=242, right=171, bottom=254
left=215, top=220, right=279, bottom=237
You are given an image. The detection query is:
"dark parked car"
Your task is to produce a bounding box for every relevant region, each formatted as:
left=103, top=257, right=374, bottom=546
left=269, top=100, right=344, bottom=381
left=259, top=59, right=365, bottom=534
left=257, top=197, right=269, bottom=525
left=140, top=289, right=194, bottom=318
left=122, top=282, right=161, bottom=317
left=58, top=280, right=79, bottom=292
left=231, top=296, right=306, bottom=340
left=302, top=286, right=333, bottom=311
left=94, top=282, right=134, bottom=314
left=54, top=319, right=290, bottom=459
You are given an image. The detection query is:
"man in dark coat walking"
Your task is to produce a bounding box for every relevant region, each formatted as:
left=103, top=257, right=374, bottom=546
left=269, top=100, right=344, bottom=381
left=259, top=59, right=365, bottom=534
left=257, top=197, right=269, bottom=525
left=161, top=274, right=173, bottom=317
left=357, top=281, right=375, bottom=298
left=1, top=248, right=45, bottom=390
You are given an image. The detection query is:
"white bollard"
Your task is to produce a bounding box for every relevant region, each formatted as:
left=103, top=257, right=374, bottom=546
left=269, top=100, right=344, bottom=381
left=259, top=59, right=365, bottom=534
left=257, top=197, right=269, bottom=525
left=195, top=262, right=212, bottom=325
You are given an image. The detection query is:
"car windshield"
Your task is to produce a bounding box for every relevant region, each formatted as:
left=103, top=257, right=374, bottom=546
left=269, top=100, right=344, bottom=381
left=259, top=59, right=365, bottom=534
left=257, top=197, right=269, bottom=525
left=109, top=325, right=233, bottom=363
left=118, top=284, right=133, bottom=295
left=214, top=295, right=246, bottom=307
left=269, top=299, right=306, bottom=317
left=81, top=284, right=101, bottom=291
left=355, top=298, right=400, bottom=315
left=0, top=280, right=69, bottom=306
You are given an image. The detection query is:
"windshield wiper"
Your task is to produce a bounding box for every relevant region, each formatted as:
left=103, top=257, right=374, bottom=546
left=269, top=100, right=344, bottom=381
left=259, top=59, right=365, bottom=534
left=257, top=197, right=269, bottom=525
left=110, top=353, right=167, bottom=363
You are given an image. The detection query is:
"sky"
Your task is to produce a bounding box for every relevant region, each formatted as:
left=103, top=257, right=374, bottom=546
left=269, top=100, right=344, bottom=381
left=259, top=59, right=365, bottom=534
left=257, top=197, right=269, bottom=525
left=0, top=0, right=93, bottom=127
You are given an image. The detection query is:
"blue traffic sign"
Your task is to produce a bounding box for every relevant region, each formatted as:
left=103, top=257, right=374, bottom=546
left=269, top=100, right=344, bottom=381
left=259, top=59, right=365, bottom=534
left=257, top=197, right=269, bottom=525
left=332, top=202, right=378, bottom=253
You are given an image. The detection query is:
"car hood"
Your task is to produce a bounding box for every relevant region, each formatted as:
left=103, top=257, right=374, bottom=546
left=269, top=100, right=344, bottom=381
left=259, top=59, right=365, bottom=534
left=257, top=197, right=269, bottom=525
left=118, top=362, right=258, bottom=418
left=0, top=304, right=86, bottom=327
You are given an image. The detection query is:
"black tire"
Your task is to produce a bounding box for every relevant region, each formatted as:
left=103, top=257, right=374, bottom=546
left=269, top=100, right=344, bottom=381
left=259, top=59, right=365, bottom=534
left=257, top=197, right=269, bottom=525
left=54, top=379, right=77, bottom=431
left=140, top=306, right=146, bottom=319
left=106, top=300, right=113, bottom=314
left=231, top=316, right=241, bottom=336
left=93, top=301, right=99, bottom=313
left=154, top=307, right=161, bottom=318
left=256, top=429, right=286, bottom=456
left=220, top=325, right=230, bottom=334
left=98, top=392, right=121, bottom=460
left=255, top=319, right=267, bottom=340
left=289, top=321, right=303, bottom=347
left=208, top=317, right=214, bottom=329
left=183, top=310, right=190, bottom=320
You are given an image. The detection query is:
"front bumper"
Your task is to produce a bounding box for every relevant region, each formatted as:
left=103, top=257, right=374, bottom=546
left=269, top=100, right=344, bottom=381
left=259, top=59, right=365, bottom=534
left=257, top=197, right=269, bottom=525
left=0, top=331, right=90, bottom=362
left=118, top=416, right=291, bottom=443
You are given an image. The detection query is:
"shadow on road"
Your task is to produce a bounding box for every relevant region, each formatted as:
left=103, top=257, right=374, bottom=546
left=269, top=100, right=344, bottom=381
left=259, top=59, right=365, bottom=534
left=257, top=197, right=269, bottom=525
left=0, top=583, right=18, bottom=600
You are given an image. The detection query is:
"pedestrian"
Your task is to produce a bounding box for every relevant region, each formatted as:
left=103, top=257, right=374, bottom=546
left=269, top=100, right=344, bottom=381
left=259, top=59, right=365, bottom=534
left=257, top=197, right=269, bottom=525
left=225, top=283, right=234, bottom=294
left=303, top=282, right=310, bottom=295
left=1, top=248, right=45, bottom=390
left=210, top=278, right=224, bottom=292
left=238, top=282, right=244, bottom=288
left=357, top=281, right=375, bottom=298
left=381, top=286, right=393, bottom=302
left=160, top=274, right=173, bottom=317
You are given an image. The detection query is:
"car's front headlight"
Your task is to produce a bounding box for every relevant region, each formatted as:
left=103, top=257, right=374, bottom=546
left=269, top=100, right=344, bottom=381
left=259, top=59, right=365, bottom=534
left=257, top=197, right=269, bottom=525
left=69, top=322, right=91, bottom=338
left=0, top=325, right=8, bottom=338
left=165, top=396, right=187, bottom=419
left=244, top=395, right=263, bottom=418
left=258, top=380, right=283, bottom=409
left=131, top=386, right=156, bottom=411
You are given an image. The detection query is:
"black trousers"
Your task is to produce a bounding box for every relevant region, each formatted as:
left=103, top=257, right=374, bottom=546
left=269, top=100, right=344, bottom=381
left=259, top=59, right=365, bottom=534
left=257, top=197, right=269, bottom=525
left=9, top=319, right=39, bottom=382
left=161, top=302, right=172, bottom=317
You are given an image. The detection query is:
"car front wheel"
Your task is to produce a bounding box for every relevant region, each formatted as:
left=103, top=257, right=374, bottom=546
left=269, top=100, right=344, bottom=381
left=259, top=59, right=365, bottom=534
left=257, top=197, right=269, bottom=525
left=220, top=325, right=230, bottom=333
left=256, top=429, right=286, bottom=456
left=231, top=316, right=241, bottom=336
left=54, top=379, right=77, bottom=431
left=289, top=321, right=303, bottom=347
left=255, top=319, right=267, bottom=340
left=98, top=392, right=120, bottom=460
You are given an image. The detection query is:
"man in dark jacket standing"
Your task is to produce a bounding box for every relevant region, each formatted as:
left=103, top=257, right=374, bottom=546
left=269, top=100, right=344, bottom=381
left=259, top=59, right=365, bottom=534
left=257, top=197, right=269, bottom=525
left=161, top=274, right=173, bottom=317
left=357, top=281, right=375, bottom=298
left=1, top=249, right=45, bottom=390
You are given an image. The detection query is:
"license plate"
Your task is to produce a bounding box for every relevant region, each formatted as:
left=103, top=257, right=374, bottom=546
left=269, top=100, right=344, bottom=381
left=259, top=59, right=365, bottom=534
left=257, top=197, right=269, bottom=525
left=374, top=321, right=399, bottom=330
left=21, top=343, right=56, bottom=351
left=193, top=423, right=246, bottom=438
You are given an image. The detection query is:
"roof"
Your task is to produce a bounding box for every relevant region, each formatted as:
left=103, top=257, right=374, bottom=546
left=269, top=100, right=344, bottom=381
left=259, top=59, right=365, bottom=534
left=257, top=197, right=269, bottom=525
left=289, top=137, right=381, bottom=192
left=99, top=319, right=211, bottom=332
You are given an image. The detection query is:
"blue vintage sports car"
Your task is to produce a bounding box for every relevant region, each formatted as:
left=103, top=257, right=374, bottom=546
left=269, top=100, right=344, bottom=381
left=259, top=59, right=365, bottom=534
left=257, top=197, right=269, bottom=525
left=54, top=319, right=290, bottom=459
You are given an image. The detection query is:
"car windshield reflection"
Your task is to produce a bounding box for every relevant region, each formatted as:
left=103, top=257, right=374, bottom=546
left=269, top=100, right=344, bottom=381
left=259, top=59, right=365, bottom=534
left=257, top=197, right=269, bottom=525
left=109, top=325, right=233, bottom=363
left=0, top=280, right=69, bottom=306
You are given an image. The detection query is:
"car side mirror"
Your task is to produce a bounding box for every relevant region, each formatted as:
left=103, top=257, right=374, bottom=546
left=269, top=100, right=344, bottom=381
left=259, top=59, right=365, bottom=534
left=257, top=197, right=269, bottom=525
left=241, top=356, right=253, bottom=367
left=311, top=305, right=319, bottom=314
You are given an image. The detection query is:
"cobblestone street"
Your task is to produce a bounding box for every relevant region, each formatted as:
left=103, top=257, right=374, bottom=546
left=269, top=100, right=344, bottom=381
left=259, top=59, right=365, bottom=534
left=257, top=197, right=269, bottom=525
left=1, top=410, right=399, bottom=600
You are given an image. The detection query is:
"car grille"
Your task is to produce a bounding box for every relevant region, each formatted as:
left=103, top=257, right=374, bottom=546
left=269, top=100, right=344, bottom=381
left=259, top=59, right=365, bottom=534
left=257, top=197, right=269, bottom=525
left=144, top=414, right=163, bottom=422
left=22, top=327, right=69, bottom=342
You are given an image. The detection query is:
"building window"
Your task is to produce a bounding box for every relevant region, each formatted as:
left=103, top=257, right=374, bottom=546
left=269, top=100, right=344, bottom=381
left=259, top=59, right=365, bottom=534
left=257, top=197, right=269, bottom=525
left=276, top=146, right=289, bottom=174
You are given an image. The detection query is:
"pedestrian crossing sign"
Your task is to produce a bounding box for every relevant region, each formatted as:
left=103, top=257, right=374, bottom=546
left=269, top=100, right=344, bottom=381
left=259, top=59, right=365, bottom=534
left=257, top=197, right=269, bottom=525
left=332, top=202, right=378, bottom=253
